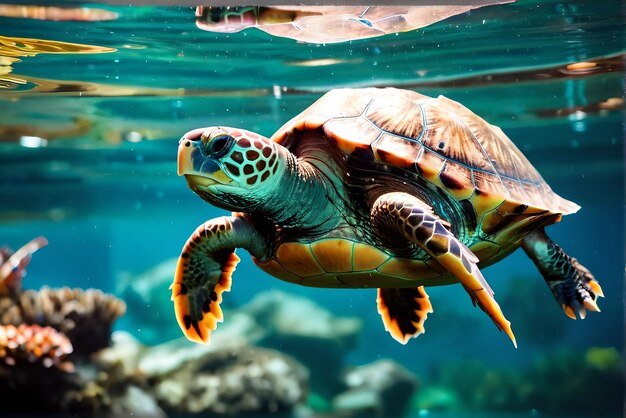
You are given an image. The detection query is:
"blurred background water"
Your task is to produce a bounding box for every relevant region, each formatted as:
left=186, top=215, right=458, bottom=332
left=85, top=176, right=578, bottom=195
left=0, top=0, right=623, bottom=417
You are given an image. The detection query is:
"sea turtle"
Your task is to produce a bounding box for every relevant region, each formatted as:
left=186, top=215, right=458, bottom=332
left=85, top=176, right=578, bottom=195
left=195, top=4, right=514, bottom=44
left=172, top=87, right=603, bottom=346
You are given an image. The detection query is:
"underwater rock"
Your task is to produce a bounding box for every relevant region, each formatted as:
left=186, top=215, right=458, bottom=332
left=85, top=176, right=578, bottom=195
left=65, top=334, right=166, bottom=417
left=114, top=385, right=167, bottom=418
left=137, top=332, right=246, bottom=377
left=237, top=290, right=362, bottom=397
left=95, top=330, right=146, bottom=377
left=333, top=360, right=419, bottom=417
left=242, top=290, right=361, bottom=345
left=415, top=386, right=460, bottom=412
left=0, top=286, right=126, bottom=355
left=142, top=336, right=308, bottom=415
left=64, top=375, right=166, bottom=418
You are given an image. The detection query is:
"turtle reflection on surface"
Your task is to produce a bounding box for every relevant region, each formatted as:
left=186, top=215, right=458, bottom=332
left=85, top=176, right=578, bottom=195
left=195, top=4, right=515, bottom=44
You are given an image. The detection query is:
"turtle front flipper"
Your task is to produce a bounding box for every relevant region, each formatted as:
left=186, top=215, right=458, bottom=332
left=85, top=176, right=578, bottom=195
left=371, top=192, right=516, bottom=347
left=171, top=215, right=269, bottom=344
left=377, top=286, right=433, bottom=344
left=522, top=228, right=603, bottom=320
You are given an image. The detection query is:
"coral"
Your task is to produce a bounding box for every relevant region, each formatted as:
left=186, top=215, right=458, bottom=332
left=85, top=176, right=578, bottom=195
left=0, top=236, right=47, bottom=297
left=0, top=323, right=73, bottom=371
left=0, top=287, right=126, bottom=355
left=0, top=238, right=130, bottom=415
left=0, top=295, right=20, bottom=324
left=94, top=330, right=146, bottom=377
left=0, top=324, right=77, bottom=414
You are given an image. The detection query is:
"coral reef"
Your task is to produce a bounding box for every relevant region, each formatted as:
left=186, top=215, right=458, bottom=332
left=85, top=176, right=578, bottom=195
left=1, top=286, right=127, bottom=355
left=90, top=329, right=419, bottom=418
left=0, top=323, right=77, bottom=413
left=0, top=238, right=128, bottom=415
left=0, top=238, right=126, bottom=355
left=0, top=287, right=126, bottom=355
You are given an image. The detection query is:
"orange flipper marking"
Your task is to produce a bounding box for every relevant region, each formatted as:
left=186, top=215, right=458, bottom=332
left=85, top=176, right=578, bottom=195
left=377, top=286, right=433, bottom=345
left=171, top=252, right=239, bottom=344
left=588, top=280, right=604, bottom=298
left=439, top=250, right=517, bottom=348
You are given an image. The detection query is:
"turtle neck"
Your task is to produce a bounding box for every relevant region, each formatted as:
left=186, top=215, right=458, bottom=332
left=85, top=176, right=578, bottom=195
left=260, top=149, right=342, bottom=236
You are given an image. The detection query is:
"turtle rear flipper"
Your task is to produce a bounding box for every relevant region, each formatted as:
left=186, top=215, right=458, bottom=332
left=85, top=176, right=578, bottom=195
left=371, top=192, right=516, bottom=347
left=522, top=229, right=603, bottom=320
left=377, top=286, right=433, bottom=344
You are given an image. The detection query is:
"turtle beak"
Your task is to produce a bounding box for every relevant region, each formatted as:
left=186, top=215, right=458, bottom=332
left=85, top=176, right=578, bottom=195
left=177, top=134, right=232, bottom=187
left=177, top=134, right=203, bottom=177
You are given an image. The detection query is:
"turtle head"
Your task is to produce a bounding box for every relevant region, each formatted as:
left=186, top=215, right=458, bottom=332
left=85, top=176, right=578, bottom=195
left=195, top=6, right=297, bottom=33
left=178, top=126, right=287, bottom=211
left=195, top=6, right=260, bottom=33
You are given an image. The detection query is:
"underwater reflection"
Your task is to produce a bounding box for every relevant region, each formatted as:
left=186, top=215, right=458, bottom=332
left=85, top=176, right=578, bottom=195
left=395, top=54, right=625, bottom=89
left=0, top=117, right=91, bottom=144
left=0, top=4, right=118, bottom=21
left=0, top=35, right=115, bottom=89
left=195, top=3, right=515, bottom=44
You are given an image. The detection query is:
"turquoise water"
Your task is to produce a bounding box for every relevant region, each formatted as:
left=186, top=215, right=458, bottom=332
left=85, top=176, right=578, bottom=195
left=0, top=1, right=623, bottom=416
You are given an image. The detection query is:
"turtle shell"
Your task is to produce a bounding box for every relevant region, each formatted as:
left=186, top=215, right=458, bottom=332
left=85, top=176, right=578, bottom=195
left=271, top=88, right=579, bottom=240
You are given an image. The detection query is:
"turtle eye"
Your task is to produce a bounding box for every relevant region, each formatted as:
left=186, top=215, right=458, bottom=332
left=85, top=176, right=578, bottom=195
left=206, top=135, right=234, bottom=158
